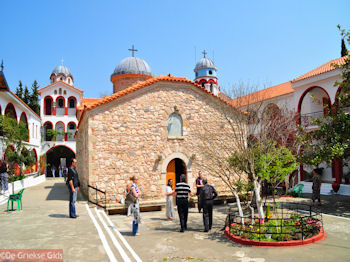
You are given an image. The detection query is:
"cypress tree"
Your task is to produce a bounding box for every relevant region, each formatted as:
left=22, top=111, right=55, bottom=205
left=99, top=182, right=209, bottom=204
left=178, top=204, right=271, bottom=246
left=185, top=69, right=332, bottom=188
left=341, top=39, right=348, bottom=57
left=15, top=81, right=24, bottom=100
left=29, top=80, right=40, bottom=115
left=23, top=85, right=30, bottom=105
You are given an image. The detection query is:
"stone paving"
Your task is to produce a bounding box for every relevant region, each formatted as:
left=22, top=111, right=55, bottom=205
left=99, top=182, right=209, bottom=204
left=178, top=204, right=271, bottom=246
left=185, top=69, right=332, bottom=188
left=1, top=178, right=350, bottom=262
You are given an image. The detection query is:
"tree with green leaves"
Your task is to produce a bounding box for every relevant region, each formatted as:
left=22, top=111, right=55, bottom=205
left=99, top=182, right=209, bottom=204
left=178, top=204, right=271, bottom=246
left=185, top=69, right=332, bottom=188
left=0, top=115, right=34, bottom=193
left=341, top=39, right=348, bottom=57
left=298, top=26, right=350, bottom=175
left=23, top=85, right=31, bottom=105
left=15, top=81, right=24, bottom=100
left=29, top=80, right=40, bottom=115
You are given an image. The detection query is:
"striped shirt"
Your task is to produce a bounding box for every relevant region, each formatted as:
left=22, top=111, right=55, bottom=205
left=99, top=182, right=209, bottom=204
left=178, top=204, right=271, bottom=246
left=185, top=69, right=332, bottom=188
left=131, top=183, right=139, bottom=195
left=175, top=182, right=191, bottom=199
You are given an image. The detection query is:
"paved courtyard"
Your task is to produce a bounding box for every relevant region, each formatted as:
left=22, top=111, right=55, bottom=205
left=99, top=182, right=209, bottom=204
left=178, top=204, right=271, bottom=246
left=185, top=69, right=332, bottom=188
left=1, top=179, right=350, bottom=262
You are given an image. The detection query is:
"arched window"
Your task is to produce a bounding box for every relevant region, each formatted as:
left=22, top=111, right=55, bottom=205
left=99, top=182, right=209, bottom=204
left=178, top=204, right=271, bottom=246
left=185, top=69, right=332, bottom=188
left=209, top=70, right=212, bottom=75
left=67, top=122, right=76, bottom=141
left=68, top=97, right=76, bottom=108
left=57, top=97, right=64, bottom=108
left=44, top=97, right=53, bottom=115
left=20, top=112, right=29, bottom=141
left=4, top=103, right=17, bottom=120
left=201, top=82, right=205, bottom=87
left=44, top=122, right=53, bottom=141
left=210, top=83, right=213, bottom=92
left=55, top=122, right=65, bottom=141
left=168, top=112, right=183, bottom=137
left=54, top=90, right=57, bottom=95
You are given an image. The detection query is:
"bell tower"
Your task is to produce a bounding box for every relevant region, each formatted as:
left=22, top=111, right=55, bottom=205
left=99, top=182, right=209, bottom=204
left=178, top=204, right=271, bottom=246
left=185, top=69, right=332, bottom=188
left=194, top=50, right=219, bottom=95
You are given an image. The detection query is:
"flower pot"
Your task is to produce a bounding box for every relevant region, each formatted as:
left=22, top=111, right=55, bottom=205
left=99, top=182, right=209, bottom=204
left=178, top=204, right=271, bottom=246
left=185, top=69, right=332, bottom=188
left=332, top=182, right=340, bottom=193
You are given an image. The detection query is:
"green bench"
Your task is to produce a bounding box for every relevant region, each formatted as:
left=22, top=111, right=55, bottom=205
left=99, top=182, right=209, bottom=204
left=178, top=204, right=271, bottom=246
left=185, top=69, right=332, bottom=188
left=7, top=188, right=24, bottom=211
left=293, top=184, right=304, bottom=198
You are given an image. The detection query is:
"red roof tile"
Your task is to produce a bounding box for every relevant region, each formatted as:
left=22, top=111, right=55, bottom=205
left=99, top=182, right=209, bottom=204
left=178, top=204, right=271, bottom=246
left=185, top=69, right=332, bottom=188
left=78, top=75, right=235, bottom=124
left=230, top=81, right=293, bottom=107
left=292, top=56, right=349, bottom=82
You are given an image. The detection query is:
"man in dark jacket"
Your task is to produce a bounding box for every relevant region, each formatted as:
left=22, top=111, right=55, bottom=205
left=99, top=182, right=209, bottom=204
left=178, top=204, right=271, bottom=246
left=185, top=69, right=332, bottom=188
left=67, top=158, right=80, bottom=218
left=200, top=179, right=218, bottom=232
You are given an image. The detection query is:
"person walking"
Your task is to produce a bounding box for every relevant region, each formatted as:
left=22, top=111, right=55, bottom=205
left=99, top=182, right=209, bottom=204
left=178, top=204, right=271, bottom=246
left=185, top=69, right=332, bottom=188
left=67, top=159, right=80, bottom=218
left=312, top=168, right=322, bottom=206
left=175, top=174, right=193, bottom=232
left=200, top=179, right=218, bottom=232
left=165, top=179, right=175, bottom=220
left=195, top=171, right=204, bottom=213
left=130, top=176, right=141, bottom=236
left=52, top=166, right=56, bottom=178
left=0, top=160, right=9, bottom=195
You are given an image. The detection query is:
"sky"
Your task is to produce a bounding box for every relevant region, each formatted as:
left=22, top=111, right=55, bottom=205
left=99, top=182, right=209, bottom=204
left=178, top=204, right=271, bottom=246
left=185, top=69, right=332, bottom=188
left=1, top=0, right=350, bottom=98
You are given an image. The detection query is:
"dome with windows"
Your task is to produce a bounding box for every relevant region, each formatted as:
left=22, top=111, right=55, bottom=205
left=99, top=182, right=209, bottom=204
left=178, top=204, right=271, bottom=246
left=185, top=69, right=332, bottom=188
left=111, top=57, right=154, bottom=77
left=51, top=65, right=73, bottom=78
left=194, top=57, right=217, bottom=72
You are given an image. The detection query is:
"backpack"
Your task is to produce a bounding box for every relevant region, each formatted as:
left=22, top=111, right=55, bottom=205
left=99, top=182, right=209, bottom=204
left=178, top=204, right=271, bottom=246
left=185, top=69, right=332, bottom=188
left=125, top=191, right=137, bottom=204
left=202, top=185, right=214, bottom=200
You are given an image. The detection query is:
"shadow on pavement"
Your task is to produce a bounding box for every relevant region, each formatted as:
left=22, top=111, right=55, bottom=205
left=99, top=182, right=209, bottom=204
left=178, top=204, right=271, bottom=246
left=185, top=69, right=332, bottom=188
left=49, top=214, right=69, bottom=218
left=46, top=183, right=69, bottom=201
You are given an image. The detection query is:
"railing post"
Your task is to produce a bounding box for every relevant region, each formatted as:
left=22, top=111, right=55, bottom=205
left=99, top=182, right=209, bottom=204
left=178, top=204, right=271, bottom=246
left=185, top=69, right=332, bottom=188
left=259, top=218, right=261, bottom=241
left=301, top=220, right=304, bottom=241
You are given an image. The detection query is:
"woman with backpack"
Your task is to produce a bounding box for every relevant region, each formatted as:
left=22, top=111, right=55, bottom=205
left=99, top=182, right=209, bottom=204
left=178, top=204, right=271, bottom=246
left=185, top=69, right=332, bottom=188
left=129, top=176, right=141, bottom=236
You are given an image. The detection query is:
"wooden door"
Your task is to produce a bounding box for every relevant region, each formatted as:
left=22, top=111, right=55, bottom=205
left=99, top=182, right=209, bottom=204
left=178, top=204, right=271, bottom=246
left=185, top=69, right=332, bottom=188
left=166, top=159, right=176, bottom=191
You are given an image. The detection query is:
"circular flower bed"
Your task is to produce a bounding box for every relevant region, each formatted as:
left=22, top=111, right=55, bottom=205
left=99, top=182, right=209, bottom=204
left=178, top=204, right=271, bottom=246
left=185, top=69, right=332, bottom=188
left=225, top=203, right=326, bottom=247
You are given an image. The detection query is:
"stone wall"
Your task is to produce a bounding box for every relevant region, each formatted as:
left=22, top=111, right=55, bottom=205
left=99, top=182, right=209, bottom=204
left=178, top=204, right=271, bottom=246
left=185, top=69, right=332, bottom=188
left=77, top=81, right=241, bottom=203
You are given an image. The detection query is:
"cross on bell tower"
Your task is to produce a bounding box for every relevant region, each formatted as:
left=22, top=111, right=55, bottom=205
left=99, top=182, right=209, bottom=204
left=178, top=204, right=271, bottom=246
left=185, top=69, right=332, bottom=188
left=202, top=50, right=207, bottom=58
left=128, top=45, right=138, bottom=57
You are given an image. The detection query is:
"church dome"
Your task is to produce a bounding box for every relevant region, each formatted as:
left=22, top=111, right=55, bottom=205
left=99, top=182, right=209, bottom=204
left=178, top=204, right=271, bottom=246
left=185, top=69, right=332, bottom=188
left=51, top=65, right=73, bottom=78
left=194, top=57, right=217, bottom=72
left=112, top=57, right=154, bottom=77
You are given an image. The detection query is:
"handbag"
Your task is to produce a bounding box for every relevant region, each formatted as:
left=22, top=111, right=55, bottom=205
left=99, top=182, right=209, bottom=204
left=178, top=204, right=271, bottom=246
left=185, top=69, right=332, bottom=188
left=125, top=191, right=137, bottom=204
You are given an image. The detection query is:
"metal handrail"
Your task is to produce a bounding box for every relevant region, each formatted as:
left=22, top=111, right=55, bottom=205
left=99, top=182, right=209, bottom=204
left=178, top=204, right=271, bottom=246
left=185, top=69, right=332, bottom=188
left=88, top=184, right=106, bottom=210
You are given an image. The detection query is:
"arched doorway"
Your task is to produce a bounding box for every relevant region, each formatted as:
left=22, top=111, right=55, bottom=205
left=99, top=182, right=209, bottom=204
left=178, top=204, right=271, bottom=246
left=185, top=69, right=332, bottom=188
left=166, top=158, right=187, bottom=190
left=46, top=146, right=75, bottom=177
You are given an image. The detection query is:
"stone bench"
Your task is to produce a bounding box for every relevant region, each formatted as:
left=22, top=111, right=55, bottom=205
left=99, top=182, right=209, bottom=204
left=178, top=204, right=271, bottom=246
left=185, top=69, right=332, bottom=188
left=105, top=200, right=166, bottom=215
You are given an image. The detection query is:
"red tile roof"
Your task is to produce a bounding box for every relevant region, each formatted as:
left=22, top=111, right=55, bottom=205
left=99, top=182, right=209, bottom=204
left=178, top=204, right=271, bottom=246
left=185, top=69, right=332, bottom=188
left=81, top=98, right=101, bottom=107
left=230, top=81, right=293, bottom=107
left=7, top=90, right=41, bottom=119
left=218, top=92, right=232, bottom=102
left=78, top=75, right=235, bottom=124
left=292, top=56, right=349, bottom=83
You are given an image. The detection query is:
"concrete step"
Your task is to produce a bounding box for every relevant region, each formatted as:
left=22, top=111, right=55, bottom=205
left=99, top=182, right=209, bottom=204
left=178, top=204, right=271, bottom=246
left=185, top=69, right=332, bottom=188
left=300, top=182, right=350, bottom=196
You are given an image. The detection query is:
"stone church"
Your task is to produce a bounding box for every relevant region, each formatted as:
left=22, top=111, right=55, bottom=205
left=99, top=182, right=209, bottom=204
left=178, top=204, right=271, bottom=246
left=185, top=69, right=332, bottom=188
left=76, top=49, right=239, bottom=206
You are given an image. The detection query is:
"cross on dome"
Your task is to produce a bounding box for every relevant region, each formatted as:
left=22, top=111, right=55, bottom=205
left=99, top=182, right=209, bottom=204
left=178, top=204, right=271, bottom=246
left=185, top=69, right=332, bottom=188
left=128, top=45, right=138, bottom=57
left=202, top=50, right=207, bottom=58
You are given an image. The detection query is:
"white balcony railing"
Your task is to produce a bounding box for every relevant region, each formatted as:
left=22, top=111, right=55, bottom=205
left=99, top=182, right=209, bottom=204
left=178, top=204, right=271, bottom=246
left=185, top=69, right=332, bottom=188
left=300, top=111, right=324, bottom=127
left=68, top=108, right=76, bottom=116
left=56, top=107, right=65, bottom=116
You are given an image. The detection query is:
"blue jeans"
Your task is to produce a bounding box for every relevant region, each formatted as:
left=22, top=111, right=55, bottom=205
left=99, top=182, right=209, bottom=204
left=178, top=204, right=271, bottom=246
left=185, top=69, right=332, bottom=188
left=132, top=221, right=139, bottom=235
left=69, top=187, right=78, bottom=217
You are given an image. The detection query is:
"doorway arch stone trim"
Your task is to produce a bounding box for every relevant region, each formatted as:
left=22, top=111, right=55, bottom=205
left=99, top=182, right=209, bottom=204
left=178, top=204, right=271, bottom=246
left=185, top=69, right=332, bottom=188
left=161, top=152, right=193, bottom=193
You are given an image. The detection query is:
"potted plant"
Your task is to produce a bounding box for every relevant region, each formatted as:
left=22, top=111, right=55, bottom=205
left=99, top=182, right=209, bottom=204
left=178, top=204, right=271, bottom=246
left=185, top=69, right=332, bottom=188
left=332, top=181, right=340, bottom=193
